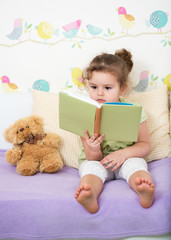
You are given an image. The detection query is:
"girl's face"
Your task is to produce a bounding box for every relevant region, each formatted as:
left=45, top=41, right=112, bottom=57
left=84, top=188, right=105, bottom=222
left=88, top=71, right=125, bottom=104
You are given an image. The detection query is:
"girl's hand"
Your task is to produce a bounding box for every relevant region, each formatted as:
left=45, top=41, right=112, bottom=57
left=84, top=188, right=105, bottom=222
left=101, top=150, right=126, bottom=171
left=82, top=130, right=104, bottom=152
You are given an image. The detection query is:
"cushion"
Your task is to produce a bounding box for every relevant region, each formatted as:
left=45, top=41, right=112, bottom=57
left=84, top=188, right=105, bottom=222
left=169, top=91, right=171, bottom=133
left=32, top=89, right=80, bottom=169
left=126, top=85, right=171, bottom=162
left=32, top=85, right=171, bottom=168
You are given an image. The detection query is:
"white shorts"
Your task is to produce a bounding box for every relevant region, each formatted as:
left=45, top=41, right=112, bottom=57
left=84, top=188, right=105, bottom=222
left=79, top=158, right=148, bottom=183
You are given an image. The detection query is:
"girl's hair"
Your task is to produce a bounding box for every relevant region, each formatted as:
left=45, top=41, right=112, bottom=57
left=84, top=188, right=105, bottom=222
left=83, top=49, right=133, bottom=89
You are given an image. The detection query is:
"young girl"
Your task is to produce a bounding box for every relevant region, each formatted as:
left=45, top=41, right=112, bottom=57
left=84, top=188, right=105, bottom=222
left=74, top=49, right=155, bottom=213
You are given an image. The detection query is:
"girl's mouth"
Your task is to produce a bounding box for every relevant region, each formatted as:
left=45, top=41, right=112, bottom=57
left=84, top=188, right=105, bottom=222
left=97, top=99, right=106, bottom=103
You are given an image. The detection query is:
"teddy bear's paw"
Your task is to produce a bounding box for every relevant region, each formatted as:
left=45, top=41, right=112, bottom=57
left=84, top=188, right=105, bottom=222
left=42, top=133, right=60, bottom=148
left=5, top=149, right=22, bottom=165
left=18, top=168, right=37, bottom=176
left=40, top=161, right=63, bottom=173
left=17, top=161, right=39, bottom=176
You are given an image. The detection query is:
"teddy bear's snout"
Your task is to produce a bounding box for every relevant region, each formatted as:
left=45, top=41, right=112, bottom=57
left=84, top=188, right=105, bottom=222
left=17, top=127, right=31, bottom=140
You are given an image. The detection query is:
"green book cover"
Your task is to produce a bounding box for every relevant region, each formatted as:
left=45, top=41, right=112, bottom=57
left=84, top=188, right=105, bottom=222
left=59, top=92, right=142, bottom=142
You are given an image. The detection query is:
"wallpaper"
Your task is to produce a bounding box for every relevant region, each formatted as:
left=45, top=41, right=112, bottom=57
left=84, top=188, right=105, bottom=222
left=0, top=0, right=171, bottom=94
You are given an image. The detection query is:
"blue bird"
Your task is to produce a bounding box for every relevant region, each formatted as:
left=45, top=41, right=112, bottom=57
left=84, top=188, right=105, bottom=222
left=87, top=24, right=102, bottom=35
left=6, top=18, right=23, bottom=40
left=148, top=10, right=168, bottom=32
left=32, top=79, right=50, bottom=92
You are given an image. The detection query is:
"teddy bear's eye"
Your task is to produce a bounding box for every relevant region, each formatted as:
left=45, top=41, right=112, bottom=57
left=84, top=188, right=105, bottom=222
left=26, top=126, right=29, bottom=128
left=16, top=131, right=19, bottom=134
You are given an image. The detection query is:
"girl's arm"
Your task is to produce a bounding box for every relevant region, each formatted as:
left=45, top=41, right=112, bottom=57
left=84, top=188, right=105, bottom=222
left=101, top=120, right=151, bottom=171
left=81, top=130, right=104, bottom=161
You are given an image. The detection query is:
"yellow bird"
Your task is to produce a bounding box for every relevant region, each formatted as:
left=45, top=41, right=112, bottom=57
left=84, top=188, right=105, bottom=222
left=163, top=74, right=171, bottom=91
left=117, top=7, right=136, bottom=33
left=37, top=22, right=54, bottom=39
left=71, top=67, right=88, bottom=88
left=0, top=75, right=18, bottom=93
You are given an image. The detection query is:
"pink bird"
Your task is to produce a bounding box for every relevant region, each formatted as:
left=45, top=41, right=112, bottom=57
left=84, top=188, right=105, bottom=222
left=133, top=71, right=149, bottom=92
left=63, top=19, right=81, bottom=38
left=63, top=19, right=81, bottom=31
left=6, top=18, right=23, bottom=41
left=0, top=75, right=18, bottom=93
left=117, top=7, right=136, bottom=33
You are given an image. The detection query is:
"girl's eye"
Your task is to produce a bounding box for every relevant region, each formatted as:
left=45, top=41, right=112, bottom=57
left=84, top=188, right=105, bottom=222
left=91, top=86, right=97, bottom=89
left=106, top=87, right=111, bottom=90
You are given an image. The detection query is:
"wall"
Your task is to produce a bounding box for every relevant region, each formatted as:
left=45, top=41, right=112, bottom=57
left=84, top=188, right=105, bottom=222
left=0, top=0, right=171, bottom=148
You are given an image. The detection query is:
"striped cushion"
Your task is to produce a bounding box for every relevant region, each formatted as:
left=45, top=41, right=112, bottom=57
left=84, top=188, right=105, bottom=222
left=32, top=89, right=80, bottom=169
left=32, top=85, right=171, bottom=166
left=126, top=85, right=171, bottom=162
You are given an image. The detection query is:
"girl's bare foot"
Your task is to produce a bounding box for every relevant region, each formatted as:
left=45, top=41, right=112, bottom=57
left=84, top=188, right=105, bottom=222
left=75, top=184, right=99, bottom=213
left=135, top=177, right=155, bottom=208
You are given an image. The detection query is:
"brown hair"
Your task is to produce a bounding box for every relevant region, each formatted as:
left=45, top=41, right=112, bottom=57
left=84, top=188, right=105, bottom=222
left=83, top=48, right=133, bottom=88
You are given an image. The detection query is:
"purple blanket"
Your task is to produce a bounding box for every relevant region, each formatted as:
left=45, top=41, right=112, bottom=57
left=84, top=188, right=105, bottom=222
left=0, top=149, right=171, bottom=240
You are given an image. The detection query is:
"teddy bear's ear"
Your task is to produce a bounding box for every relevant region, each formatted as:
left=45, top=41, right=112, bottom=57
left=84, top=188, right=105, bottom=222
left=30, top=115, right=43, bottom=126
left=4, top=125, right=14, bottom=143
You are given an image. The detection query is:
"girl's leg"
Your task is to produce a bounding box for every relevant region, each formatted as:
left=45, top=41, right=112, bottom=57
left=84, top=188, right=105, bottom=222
left=129, top=170, right=155, bottom=208
left=75, top=174, right=103, bottom=213
left=116, top=158, right=155, bottom=208
left=75, top=160, right=108, bottom=213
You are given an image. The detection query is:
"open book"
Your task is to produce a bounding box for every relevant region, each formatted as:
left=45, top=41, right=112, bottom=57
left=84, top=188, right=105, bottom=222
left=59, top=91, right=142, bottom=142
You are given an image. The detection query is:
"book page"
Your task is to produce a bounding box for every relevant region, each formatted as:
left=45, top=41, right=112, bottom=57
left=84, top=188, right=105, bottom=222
left=59, top=92, right=97, bottom=138
left=100, top=104, right=142, bottom=141
left=62, top=90, right=102, bottom=108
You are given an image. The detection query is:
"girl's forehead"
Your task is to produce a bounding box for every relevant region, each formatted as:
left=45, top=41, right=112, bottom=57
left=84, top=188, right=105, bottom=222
left=89, top=71, right=118, bottom=84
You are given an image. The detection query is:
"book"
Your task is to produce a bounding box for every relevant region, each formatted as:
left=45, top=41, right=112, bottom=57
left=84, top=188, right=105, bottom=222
left=59, top=91, right=142, bottom=142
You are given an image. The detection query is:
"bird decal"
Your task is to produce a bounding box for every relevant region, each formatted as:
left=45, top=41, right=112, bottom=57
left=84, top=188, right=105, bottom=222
left=146, top=10, right=168, bottom=33
left=63, top=19, right=81, bottom=38
left=63, top=19, right=81, bottom=31
left=0, top=75, right=18, bottom=93
left=71, top=67, right=88, bottom=88
left=133, top=71, right=149, bottom=92
left=87, top=24, right=102, bottom=36
left=37, top=22, right=55, bottom=40
left=32, top=79, right=50, bottom=92
left=117, top=7, right=135, bottom=33
left=163, top=74, right=171, bottom=91
left=6, top=18, right=23, bottom=41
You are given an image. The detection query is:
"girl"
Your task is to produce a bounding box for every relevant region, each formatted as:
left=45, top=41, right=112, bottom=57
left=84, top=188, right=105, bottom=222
left=75, top=49, right=155, bottom=213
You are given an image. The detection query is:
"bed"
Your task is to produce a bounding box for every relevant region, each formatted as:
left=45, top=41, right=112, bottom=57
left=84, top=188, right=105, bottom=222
left=0, top=85, right=171, bottom=240
left=0, top=150, right=171, bottom=240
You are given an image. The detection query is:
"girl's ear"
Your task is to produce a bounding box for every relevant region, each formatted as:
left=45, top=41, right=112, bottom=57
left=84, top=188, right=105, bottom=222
left=120, top=84, right=127, bottom=95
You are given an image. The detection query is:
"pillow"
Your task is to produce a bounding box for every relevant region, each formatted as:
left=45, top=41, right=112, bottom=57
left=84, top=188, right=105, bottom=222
left=126, top=85, right=171, bottom=162
left=32, top=89, right=80, bottom=169
left=32, top=85, right=171, bottom=168
left=169, top=92, right=171, bottom=134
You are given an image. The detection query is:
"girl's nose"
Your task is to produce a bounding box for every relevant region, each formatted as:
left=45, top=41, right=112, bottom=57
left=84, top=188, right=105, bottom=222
left=97, top=88, right=104, bottom=95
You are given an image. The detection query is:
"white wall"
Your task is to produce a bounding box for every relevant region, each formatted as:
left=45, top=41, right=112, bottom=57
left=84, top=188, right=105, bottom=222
left=0, top=0, right=171, bottom=149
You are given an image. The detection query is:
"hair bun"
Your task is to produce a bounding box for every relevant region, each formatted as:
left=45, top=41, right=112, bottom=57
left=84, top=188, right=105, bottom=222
left=115, top=48, right=133, bottom=72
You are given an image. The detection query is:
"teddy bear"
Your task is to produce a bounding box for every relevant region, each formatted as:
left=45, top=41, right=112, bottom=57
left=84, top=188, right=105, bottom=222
left=4, top=115, right=63, bottom=176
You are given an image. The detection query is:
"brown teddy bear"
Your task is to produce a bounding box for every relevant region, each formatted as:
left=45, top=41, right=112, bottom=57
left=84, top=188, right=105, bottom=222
left=4, top=115, right=63, bottom=176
